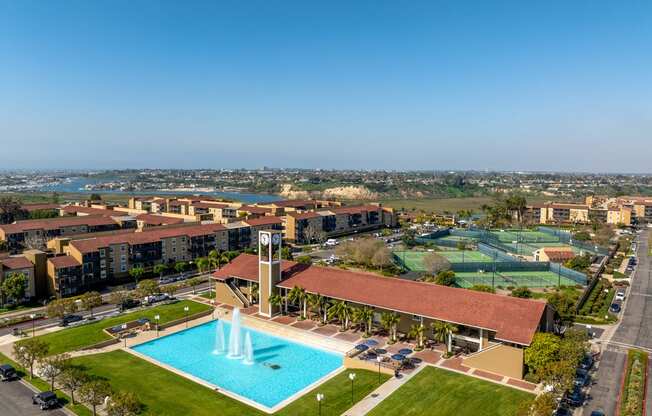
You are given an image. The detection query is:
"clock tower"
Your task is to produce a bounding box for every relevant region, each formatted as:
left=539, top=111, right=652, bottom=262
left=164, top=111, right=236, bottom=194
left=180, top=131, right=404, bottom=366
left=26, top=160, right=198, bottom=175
left=258, top=230, right=283, bottom=317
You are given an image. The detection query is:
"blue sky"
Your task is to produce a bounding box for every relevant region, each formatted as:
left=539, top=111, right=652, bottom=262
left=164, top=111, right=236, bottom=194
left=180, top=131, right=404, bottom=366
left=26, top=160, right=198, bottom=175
left=1, top=1, right=650, bottom=172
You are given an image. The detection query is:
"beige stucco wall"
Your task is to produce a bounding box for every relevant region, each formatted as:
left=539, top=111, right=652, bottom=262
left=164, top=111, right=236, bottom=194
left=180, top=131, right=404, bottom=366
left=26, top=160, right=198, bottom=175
left=462, top=344, right=524, bottom=380
left=215, top=281, right=245, bottom=307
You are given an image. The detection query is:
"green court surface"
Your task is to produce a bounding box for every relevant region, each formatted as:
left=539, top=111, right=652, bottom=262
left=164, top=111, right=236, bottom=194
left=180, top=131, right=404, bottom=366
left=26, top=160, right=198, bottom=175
left=393, top=250, right=492, bottom=271
left=489, top=230, right=561, bottom=243
left=455, top=270, right=576, bottom=288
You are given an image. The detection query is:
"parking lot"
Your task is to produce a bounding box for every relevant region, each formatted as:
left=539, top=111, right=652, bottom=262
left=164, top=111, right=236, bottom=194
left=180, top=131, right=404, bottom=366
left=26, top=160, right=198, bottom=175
left=0, top=380, right=67, bottom=416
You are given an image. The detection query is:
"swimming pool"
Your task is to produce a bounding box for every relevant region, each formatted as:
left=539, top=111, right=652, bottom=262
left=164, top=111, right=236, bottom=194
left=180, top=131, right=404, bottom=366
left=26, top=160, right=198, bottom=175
left=132, top=319, right=343, bottom=410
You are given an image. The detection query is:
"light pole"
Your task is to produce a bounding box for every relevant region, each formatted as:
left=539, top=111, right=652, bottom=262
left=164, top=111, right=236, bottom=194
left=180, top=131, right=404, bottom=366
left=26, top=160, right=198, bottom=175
left=30, top=314, right=36, bottom=337
left=376, top=356, right=382, bottom=385
left=348, top=373, right=356, bottom=404
left=184, top=306, right=189, bottom=328
left=316, top=393, right=324, bottom=416
left=121, top=324, right=128, bottom=348
left=154, top=314, right=160, bottom=337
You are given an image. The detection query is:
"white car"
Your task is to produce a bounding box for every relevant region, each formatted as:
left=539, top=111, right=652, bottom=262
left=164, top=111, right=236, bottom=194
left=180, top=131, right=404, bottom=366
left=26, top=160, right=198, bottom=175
left=324, top=239, right=339, bottom=247
left=615, top=291, right=626, bottom=302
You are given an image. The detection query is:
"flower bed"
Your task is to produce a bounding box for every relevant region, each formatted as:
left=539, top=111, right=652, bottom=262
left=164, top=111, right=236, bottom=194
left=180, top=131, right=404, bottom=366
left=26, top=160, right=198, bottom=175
left=619, top=349, right=648, bottom=416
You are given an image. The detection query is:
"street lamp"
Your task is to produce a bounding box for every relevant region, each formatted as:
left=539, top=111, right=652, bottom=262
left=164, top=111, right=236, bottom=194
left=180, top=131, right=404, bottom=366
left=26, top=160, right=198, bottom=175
left=29, top=314, right=36, bottom=337
left=154, top=314, right=160, bottom=337
left=184, top=306, right=190, bottom=328
left=376, top=356, right=383, bottom=385
left=316, top=393, right=324, bottom=416
left=348, top=373, right=356, bottom=404
left=121, top=324, right=128, bottom=348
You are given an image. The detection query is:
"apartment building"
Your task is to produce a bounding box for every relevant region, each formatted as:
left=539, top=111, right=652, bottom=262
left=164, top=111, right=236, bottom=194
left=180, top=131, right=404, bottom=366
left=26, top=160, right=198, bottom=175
left=524, top=203, right=590, bottom=225
left=285, top=204, right=397, bottom=243
left=0, top=255, right=37, bottom=300
left=0, top=216, right=123, bottom=252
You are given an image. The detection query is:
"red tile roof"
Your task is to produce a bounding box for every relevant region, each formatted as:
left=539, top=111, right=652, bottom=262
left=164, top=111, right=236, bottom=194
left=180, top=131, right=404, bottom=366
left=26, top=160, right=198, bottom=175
left=245, top=216, right=283, bottom=227
left=60, top=206, right=117, bottom=217
left=330, top=205, right=381, bottom=215
left=70, top=223, right=227, bottom=253
left=0, top=216, right=118, bottom=234
left=135, top=214, right=185, bottom=226
left=287, top=211, right=321, bottom=220
left=238, top=205, right=273, bottom=215
left=213, top=254, right=547, bottom=345
left=48, top=256, right=81, bottom=269
left=21, top=203, right=61, bottom=212
left=1, top=256, right=33, bottom=270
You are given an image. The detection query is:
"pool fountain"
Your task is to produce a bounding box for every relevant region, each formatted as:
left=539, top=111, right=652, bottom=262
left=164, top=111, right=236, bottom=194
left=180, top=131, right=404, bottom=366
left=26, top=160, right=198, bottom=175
left=243, top=331, right=254, bottom=365
left=132, top=307, right=343, bottom=409
left=213, top=320, right=226, bottom=354
left=227, top=308, right=243, bottom=359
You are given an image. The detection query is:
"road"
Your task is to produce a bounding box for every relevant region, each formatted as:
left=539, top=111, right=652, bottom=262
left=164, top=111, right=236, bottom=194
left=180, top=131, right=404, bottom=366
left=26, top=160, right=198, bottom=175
left=0, top=379, right=67, bottom=416
left=584, top=230, right=651, bottom=415
left=0, top=280, right=211, bottom=337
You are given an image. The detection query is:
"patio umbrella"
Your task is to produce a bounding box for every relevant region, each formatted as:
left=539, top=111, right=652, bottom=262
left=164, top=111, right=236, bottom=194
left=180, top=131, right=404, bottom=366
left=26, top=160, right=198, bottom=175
left=391, top=354, right=406, bottom=361
left=364, top=339, right=379, bottom=347
left=410, top=357, right=423, bottom=364
left=374, top=348, right=388, bottom=355
left=398, top=348, right=413, bottom=355
left=355, top=344, right=369, bottom=351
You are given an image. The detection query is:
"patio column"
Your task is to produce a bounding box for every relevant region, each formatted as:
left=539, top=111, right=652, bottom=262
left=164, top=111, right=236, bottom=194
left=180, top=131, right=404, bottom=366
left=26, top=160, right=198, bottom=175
left=478, top=328, right=483, bottom=351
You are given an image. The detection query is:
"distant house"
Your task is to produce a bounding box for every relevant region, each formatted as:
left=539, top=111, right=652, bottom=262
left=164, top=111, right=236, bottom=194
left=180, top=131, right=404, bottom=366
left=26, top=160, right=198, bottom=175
left=533, top=247, right=575, bottom=263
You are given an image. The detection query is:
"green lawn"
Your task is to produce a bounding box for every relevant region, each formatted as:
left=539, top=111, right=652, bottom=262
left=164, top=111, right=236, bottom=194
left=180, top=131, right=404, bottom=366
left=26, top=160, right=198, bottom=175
left=26, top=300, right=211, bottom=355
left=72, top=350, right=388, bottom=416
left=368, top=367, right=533, bottom=416
left=199, top=290, right=216, bottom=300
left=0, top=352, right=92, bottom=416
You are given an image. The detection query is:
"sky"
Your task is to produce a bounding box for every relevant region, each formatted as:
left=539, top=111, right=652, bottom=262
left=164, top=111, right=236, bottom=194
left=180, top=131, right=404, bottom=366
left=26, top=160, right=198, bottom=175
left=0, top=1, right=651, bottom=172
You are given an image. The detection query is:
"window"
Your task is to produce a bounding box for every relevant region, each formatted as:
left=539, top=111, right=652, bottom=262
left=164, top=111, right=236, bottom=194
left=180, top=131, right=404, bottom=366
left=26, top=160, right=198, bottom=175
left=411, top=315, right=422, bottom=322
left=120, top=264, right=127, bottom=272
left=99, top=249, right=105, bottom=257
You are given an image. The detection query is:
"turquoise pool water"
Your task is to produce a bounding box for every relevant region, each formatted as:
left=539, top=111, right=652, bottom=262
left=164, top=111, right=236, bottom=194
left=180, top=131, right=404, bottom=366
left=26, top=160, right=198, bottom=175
left=132, top=320, right=342, bottom=409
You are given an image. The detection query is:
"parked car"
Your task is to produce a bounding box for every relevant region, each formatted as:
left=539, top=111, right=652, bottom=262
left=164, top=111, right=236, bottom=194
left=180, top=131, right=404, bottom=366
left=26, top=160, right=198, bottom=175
left=0, top=364, right=17, bottom=381
left=554, top=406, right=572, bottom=416
left=59, top=314, right=83, bottom=327
left=610, top=303, right=621, bottom=313
left=159, top=277, right=175, bottom=284
left=589, top=411, right=605, bottom=416
left=580, top=354, right=594, bottom=371
left=144, top=293, right=169, bottom=305
left=120, top=298, right=141, bottom=311
left=575, top=368, right=590, bottom=387
left=566, top=386, right=585, bottom=407
left=324, top=238, right=339, bottom=247
left=32, top=391, right=59, bottom=410
left=615, top=290, right=626, bottom=302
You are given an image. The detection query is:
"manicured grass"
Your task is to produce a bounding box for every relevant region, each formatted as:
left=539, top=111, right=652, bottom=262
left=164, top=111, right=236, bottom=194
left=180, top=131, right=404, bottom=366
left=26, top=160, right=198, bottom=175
left=0, top=352, right=92, bottom=416
left=368, top=367, right=533, bottom=416
left=199, top=290, right=215, bottom=300
left=27, top=300, right=211, bottom=355
left=72, top=350, right=387, bottom=416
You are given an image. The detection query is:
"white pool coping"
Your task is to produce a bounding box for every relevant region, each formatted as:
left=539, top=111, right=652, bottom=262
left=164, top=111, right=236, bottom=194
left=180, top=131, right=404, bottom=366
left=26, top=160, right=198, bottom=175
left=126, top=315, right=351, bottom=413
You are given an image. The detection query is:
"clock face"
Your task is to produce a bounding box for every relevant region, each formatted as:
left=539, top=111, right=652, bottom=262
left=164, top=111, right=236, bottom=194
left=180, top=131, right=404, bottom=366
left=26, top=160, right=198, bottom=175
left=272, top=233, right=281, bottom=245
left=260, top=233, right=270, bottom=246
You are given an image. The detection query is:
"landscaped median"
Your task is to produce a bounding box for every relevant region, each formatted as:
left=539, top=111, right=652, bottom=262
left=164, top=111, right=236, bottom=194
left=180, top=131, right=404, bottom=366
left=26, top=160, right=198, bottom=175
left=71, top=350, right=387, bottom=416
left=619, top=349, right=648, bottom=416
left=21, top=300, right=212, bottom=355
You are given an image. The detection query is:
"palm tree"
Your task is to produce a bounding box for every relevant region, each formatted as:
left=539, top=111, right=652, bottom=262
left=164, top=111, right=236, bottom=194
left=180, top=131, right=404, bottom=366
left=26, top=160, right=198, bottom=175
left=287, top=286, right=306, bottom=318
left=316, top=295, right=329, bottom=325
left=306, top=293, right=321, bottom=321
left=208, top=250, right=221, bottom=271
left=328, top=300, right=351, bottom=331
left=353, top=306, right=374, bottom=337
left=268, top=294, right=283, bottom=312
left=195, top=257, right=209, bottom=275
left=128, top=266, right=145, bottom=285
left=408, top=323, right=426, bottom=350
left=380, top=312, right=401, bottom=343
left=431, top=320, right=458, bottom=354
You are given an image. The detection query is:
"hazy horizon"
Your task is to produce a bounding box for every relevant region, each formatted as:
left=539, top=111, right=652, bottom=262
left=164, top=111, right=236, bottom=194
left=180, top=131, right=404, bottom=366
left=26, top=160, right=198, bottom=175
left=1, top=1, right=650, bottom=172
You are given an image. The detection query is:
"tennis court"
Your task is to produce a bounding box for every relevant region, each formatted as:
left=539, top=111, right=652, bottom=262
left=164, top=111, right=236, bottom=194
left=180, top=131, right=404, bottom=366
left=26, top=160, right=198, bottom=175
left=454, top=270, right=577, bottom=288
left=393, top=250, right=493, bottom=272
left=489, top=230, right=561, bottom=243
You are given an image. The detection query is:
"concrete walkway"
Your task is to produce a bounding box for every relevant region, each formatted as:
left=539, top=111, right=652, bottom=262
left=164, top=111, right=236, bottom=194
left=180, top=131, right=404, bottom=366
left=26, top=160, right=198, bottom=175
left=342, top=364, right=426, bottom=416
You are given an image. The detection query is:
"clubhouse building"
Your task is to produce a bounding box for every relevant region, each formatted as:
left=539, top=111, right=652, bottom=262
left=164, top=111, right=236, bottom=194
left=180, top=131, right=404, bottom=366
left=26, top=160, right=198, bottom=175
left=213, top=230, right=555, bottom=380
